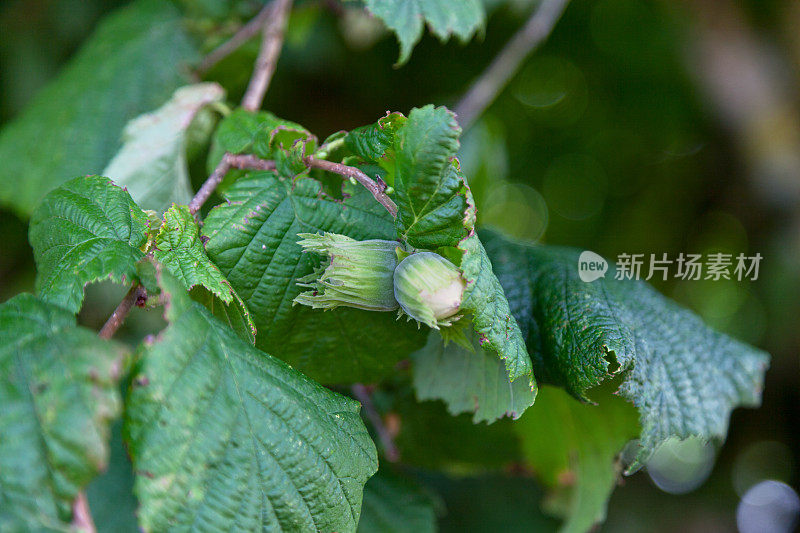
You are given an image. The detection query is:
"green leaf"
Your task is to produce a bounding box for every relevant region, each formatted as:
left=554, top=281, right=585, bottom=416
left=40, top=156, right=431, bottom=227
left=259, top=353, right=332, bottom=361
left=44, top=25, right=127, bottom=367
left=458, top=234, right=534, bottom=388
left=124, top=267, right=378, bottom=532
left=0, top=0, right=200, bottom=216
left=208, top=108, right=315, bottom=174
left=515, top=385, right=640, bottom=533
left=413, top=328, right=536, bottom=423
left=149, top=205, right=257, bottom=341
left=153, top=204, right=232, bottom=303
left=0, top=294, right=128, bottom=528
left=360, top=0, right=484, bottom=64
left=190, top=286, right=257, bottom=344
left=358, top=469, right=438, bottom=533
left=202, top=171, right=426, bottom=383
left=345, top=112, right=407, bottom=179
left=29, top=176, right=149, bottom=314
left=271, top=126, right=318, bottom=178
left=392, top=106, right=473, bottom=250
left=213, top=109, right=308, bottom=156
left=481, top=229, right=770, bottom=461
left=103, top=83, right=225, bottom=214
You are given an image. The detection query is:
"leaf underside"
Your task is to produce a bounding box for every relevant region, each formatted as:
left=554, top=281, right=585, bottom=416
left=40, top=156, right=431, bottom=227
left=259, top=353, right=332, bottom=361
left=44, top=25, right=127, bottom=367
left=481, top=229, right=769, bottom=461
left=413, top=329, right=536, bottom=423
left=103, top=83, right=225, bottom=213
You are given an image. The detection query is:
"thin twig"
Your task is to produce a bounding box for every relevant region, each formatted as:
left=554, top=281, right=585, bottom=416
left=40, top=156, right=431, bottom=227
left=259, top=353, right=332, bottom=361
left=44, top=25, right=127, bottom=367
left=192, top=151, right=397, bottom=218
left=98, top=284, right=146, bottom=340
left=188, top=157, right=232, bottom=214
left=199, top=153, right=396, bottom=216
left=192, top=0, right=294, bottom=213
left=197, top=2, right=275, bottom=75
left=305, top=156, right=398, bottom=217
left=71, top=492, right=96, bottom=533
left=188, top=154, right=278, bottom=215
left=351, top=384, right=400, bottom=463
left=454, top=0, right=570, bottom=131
left=227, top=153, right=278, bottom=171
left=241, top=0, right=294, bottom=111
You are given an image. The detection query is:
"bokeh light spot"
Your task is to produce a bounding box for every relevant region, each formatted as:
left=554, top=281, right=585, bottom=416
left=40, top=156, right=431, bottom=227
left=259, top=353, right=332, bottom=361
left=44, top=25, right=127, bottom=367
left=737, top=480, right=800, bottom=533
left=512, top=56, right=588, bottom=127
left=646, top=437, right=716, bottom=495
left=687, top=210, right=749, bottom=256
left=481, top=182, right=548, bottom=242
left=674, top=279, right=748, bottom=323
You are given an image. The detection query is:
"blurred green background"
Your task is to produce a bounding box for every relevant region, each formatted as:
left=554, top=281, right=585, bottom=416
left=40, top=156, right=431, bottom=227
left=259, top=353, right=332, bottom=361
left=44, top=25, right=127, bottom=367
left=1, top=0, right=798, bottom=530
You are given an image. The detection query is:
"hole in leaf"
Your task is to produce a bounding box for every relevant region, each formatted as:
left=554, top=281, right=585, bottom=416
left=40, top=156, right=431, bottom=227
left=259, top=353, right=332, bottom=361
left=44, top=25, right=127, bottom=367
left=603, top=347, right=621, bottom=374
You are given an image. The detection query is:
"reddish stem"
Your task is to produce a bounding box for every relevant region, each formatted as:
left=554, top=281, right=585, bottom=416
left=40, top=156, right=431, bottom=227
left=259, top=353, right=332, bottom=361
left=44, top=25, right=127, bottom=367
left=98, top=284, right=145, bottom=340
